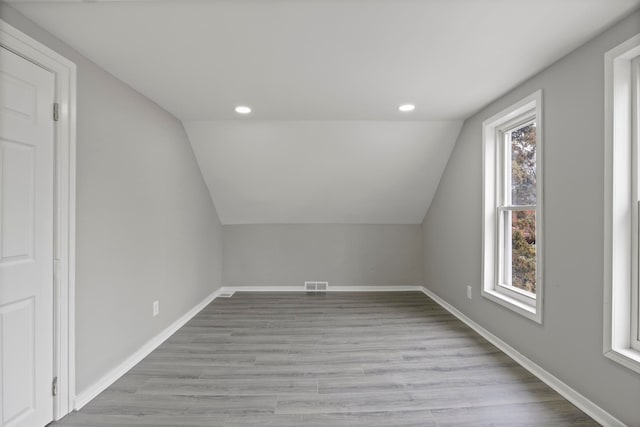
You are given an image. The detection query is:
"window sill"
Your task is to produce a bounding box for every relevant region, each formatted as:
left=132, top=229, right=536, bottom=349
left=482, top=288, right=542, bottom=324
left=604, top=347, right=640, bottom=375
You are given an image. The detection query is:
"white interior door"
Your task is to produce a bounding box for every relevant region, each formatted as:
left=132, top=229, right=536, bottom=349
left=0, top=46, right=55, bottom=427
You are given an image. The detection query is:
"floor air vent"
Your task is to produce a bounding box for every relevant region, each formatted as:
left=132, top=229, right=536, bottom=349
left=305, top=281, right=328, bottom=293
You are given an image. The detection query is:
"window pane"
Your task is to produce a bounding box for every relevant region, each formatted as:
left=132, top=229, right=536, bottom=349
left=511, top=210, right=536, bottom=293
left=511, top=123, right=536, bottom=205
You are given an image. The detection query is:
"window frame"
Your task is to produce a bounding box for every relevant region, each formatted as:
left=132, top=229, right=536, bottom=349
left=482, top=90, right=543, bottom=324
left=632, top=57, right=640, bottom=353
left=603, top=33, right=640, bottom=373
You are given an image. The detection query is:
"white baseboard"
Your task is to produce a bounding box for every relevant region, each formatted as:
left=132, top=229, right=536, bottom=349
left=73, top=288, right=223, bottom=410
left=222, top=285, right=423, bottom=292
left=420, top=286, right=624, bottom=427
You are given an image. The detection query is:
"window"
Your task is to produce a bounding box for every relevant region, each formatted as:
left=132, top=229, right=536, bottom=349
left=482, top=91, right=543, bottom=323
left=604, top=33, right=640, bottom=373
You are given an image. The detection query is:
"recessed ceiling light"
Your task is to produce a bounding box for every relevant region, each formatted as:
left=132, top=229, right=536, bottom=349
left=398, top=104, right=415, bottom=112
left=235, top=105, right=251, bottom=114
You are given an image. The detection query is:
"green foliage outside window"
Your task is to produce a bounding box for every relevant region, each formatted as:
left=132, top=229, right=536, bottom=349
left=510, top=124, right=536, bottom=293
left=512, top=211, right=536, bottom=293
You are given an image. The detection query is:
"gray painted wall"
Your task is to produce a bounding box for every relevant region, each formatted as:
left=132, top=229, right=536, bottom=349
left=0, top=6, right=224, bottom=395
left=422, top=11, right=640, bottom=426
left=224, top=224, right=423, bottom=287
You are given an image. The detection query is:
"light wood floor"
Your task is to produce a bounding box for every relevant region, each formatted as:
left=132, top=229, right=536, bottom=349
left=53, top=292, right=598, bottom=426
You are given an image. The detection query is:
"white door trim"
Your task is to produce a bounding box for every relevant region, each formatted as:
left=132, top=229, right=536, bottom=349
left=0, top=19, right=77, bottom=422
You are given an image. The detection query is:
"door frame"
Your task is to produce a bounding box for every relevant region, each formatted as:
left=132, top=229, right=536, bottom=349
left=0, top=19, right=76, bottom=422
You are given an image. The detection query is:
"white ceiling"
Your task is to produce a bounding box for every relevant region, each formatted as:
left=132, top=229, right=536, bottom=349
left=6, top=0, right=639, bottom=121
left=5, top=0, right=640, bottom=223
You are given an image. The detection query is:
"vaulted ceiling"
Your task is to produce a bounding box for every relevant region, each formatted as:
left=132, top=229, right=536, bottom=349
left=6, top=0, right=640, bottom=223
left=185, top=120, right=462, bottom=224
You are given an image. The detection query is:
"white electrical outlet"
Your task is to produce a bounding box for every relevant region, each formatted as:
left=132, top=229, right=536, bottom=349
left=153, top=300, right=159, bottom=317
left=466, top=285, right=472, bottom=300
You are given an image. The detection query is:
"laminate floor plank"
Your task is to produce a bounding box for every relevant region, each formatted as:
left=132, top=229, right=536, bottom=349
left=297, top=410, right=439, bottom=427
left=274, top=390, right=421, bottom=415
left=52, top=292, right=598, bottom=426
left=48, top=412, right=228, bottom=427
left=223, top=414, right=305, bottom=427
left=138, top=377, right=319, bottom=396
left=200, top=364, right=367, bottom=379
left=432, top=401, right=599, bottom=426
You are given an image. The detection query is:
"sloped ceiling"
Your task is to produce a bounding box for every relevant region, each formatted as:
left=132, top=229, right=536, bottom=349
left=185, top=120, right=462, bottom=224
left=5, top=0, right=639, bottom=223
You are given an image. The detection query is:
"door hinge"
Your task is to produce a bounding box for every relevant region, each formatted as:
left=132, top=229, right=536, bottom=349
left=52, top=377, right=58, bottom=396
left=53, top=103, right=59, bottom=122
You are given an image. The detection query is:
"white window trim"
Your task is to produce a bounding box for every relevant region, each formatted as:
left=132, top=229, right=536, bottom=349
left=632, top=57, right=640, bottom=354
left=604, top=33, right=640, bottom=374
left=482, top=90, right=543, bottom=324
